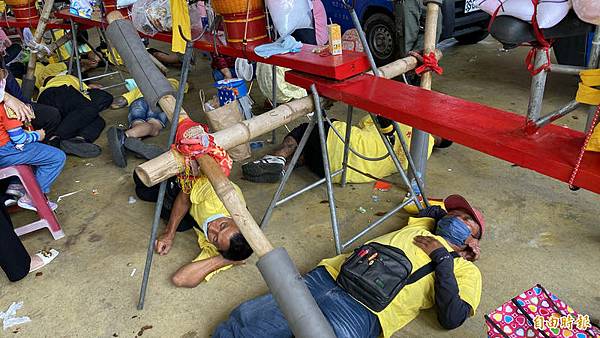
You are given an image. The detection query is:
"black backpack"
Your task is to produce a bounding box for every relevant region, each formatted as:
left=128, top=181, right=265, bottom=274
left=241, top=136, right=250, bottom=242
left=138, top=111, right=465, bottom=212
left=337, top=242, right=460, bottom=312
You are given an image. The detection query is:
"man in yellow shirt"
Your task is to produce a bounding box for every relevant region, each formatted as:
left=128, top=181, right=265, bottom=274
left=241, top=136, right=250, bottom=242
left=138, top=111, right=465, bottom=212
left=242, top=115, right=439, bottom=184
left=153, top=174, right=253, bottom=288
left=214, top=195, right=484, bottom=337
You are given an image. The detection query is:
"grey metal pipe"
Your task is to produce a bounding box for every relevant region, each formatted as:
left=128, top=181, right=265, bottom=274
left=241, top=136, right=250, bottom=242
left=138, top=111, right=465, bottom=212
left=550, top=64, right=586, bottom=75
left=256, top=248, right=336, bottom=338
left=340, top=105, right=354, bottom=187
left=137, top=42, right=194, bottom=310
left=586, top=25, right=600, bottom=132
left=393, top=121, right=429, bottom=209
left=533, top=100, right=580, bottom=129
left=275, top=170, right=343, bottom=206
left=312, top=85, right=342, bottom=254
left=526, top=48, right=550, bottom=124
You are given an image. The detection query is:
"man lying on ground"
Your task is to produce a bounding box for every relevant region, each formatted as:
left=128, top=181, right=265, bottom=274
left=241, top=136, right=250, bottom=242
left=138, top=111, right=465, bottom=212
left=214, top=194, right=484, bottom=338
left=242, top=116, right=437, bottom=184
left=106, top=78, right=186, bottom=167
left=150, top=163, right=253, bottom=287
left=36, top=72, right=113, bottom=158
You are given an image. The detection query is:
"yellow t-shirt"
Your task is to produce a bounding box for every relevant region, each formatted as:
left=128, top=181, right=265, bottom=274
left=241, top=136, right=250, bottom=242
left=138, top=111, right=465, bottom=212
left=122, top=78, right=188, bottom=106
left=38, top=74, right=90, bottom=100
left=34, top=62, right=68, bottom=90
left=327, top=116, right=434, bottom=183
left=188, top=176, right=245, bottom=281
left=319, top=217, right=482, bottom=338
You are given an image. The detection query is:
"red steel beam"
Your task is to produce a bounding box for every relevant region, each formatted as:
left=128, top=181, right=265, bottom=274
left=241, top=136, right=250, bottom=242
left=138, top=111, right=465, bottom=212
left=286, top=71, right=600, bottom=194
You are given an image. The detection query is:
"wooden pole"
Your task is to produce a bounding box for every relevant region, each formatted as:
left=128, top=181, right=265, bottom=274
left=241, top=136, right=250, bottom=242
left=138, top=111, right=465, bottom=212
left=420, top=2, right=441, bottom=91
left=22, top=0, right=55, bottom=92
left=135, top=96, right=315, bottom=186
left=369, top=49, right=442, bottom=79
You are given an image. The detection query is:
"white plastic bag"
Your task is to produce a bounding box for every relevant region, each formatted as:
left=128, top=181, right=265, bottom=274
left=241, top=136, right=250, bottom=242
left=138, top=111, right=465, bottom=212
left=117, top=0, right=137, bottom=8
left=266, top=0, right=313, bottom=37
left=477, top=0, right=572, bottom=29
left=573, top=0, right=600, bottom=25
left=131, top=0, right=171, bottom=36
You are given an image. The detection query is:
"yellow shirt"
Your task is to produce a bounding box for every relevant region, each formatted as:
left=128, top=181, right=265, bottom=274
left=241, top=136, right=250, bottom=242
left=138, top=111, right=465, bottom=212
left=327, top=116, right=434, bottom=183
left=33, top=62, right=68, bottom=89
left=38, top=74, right=90, bottom=100
left=122, top=78, right=187, bottom=106
left=319, top=217, right=482, bottom=338
left=188, top=176, right=245, bottom=281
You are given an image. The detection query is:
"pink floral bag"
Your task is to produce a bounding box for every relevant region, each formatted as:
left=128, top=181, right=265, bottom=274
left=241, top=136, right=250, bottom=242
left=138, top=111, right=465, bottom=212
left=485, top=284, right=600, bottom=338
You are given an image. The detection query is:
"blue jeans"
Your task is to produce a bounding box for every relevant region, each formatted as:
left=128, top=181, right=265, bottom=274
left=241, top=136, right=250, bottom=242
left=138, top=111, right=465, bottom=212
left=0, top=142, right=66, bottom=193
left=128, top=98, right=168, bottom=128
left=213, top=266, right=381, bottom=338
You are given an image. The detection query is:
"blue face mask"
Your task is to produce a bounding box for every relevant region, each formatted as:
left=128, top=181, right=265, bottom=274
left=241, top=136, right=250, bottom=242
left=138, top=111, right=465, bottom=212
left=435, top=216, right=472, bottom=246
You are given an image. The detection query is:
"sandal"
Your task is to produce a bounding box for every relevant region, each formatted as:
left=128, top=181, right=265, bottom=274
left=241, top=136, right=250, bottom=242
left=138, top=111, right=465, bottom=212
left=29, top=249, right=59, bottom=273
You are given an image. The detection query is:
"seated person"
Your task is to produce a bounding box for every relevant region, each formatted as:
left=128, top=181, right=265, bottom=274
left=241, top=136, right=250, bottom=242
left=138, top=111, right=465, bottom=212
left=214, top=195, right=484, bottom=338
left=152, top=169, right=253, bottom=288
left=242, top=116, right=434, bottom=184
left=0, top=189, right=59, bottom=282
left=36, top=72, right=113, bottom=158
left=106, top=78, right=186, bottom=167
left=0, top=74, right=66, bottom=210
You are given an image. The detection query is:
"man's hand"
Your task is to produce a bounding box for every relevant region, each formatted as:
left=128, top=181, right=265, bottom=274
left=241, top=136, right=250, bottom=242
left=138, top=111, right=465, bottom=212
left=87, top=83, right=103, bottom=89
left=414, top=235, right=444, bottom=256
left=4, top=94, right=35, bottom=122
left=221, top=68, right=233, bottom=80
left=36, top=129, right=46, bottom=141
left=155, top=232, right=175, bottom=255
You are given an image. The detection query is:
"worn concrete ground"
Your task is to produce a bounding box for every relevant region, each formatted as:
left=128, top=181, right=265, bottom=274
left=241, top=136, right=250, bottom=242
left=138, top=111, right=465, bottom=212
left=1, top=36, right=599, bottom=338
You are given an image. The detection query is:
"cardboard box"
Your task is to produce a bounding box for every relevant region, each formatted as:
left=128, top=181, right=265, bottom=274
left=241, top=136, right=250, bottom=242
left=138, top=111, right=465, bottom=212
left=328, top=24, right=342, bottom=55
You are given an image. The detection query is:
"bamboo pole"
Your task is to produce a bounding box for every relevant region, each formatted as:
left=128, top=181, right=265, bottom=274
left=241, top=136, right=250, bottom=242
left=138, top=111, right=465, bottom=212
left=22, top=0, right=55, bottom=98
left=420, top=3, right=441, bottom=91
left=135, top=50, right=440, bottom=187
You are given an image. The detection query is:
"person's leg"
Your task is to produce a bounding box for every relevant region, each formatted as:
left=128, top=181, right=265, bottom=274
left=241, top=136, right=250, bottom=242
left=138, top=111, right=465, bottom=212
left=76, top=116, right=105, bottom=143
left=88, top=88, right=114, bottom=111
left=30, top=103, right=61, bottom=139
left=0, top=197, right=31, bottom=282
left=0, top=143, right=66, bottom=194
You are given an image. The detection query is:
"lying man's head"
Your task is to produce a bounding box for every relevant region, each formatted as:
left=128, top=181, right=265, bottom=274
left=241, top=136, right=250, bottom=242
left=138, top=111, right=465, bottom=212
left=435, top=195, right=485, bottom=261
left=206, top=217, right=253, bottom=261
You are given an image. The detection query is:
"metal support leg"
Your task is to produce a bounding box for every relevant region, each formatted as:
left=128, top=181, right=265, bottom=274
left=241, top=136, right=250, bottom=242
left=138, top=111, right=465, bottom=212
left=69, top=20, right=84, bottom=92
left=271, top=64, right=277, bottom=144
left=394, top=122, right=430, bottom=208
left=586, top=26, right=600, bottom=132
left=340, top=105, right=353, bottom=187
left=526, top=48, right=550, bottom=125
left=311, top=85, right=342, bottom=254
left=98, top=26, right=126, bottom=85
left=260, top=119, right=316, bottom=228
left=138, top=42, right=194, bottom=310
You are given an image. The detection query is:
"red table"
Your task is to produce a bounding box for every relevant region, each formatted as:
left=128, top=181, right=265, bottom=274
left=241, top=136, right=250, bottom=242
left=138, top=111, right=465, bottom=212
left=286, top=70, right=600, bottom=194
left=0, top=16, right=71, bottom=30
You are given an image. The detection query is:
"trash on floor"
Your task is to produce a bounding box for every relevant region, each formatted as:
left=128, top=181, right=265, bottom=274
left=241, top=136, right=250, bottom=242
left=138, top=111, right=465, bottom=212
left=0, top=302, right=31, bottom=330
left=128, top=196, right=137, bottom=204
left=356, top=206, right=366, bottom=213
left=56, top=189, right=83, bottom=203
left=374, top=180, right=391, bottom=192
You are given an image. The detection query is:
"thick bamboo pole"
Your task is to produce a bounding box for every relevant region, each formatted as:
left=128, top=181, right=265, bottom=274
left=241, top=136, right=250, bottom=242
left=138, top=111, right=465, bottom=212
left=135, top=50, right=440, bottom=187
left=420, top=3, right=441, bottom=91
left=21, top=0, right=55, bottom=99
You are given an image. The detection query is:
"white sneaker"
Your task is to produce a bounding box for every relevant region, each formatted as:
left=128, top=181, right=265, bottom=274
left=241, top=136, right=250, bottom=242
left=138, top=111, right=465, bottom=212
left=6, top=183, right=26, bottom=198
left=17, top=196, right=58, bottom=212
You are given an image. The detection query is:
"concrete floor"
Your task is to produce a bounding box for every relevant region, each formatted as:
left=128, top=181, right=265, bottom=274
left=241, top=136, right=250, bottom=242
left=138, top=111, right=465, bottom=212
left=1, top=36, right=599, bottom=337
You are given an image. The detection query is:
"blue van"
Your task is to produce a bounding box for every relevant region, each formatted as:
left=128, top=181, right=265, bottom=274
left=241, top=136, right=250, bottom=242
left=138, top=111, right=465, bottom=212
left=322, top=0, right=490, bottom=65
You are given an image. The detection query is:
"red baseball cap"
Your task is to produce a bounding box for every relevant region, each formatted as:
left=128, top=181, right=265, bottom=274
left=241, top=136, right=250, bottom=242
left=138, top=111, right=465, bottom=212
left=444, top=194, right=485, bottom=239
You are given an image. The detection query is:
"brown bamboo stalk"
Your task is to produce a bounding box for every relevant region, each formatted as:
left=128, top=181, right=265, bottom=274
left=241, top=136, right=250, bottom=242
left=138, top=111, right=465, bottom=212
left=370, top=49, right=443, bottom=79
left=197, top=155, right=273, bottom=257
left=23, top=0, right=55, bottom=84
left=420, top=3, right=441, bottom=91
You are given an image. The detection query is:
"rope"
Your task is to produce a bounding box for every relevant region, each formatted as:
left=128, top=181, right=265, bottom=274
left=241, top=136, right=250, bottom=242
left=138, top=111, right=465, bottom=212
left=409, top=51, right=443, bottom=76
left=568, top=105, right=600, bottom=189
left=324, top=115, right=390, bottom=162
left=525, top=0, right=553, bottom=76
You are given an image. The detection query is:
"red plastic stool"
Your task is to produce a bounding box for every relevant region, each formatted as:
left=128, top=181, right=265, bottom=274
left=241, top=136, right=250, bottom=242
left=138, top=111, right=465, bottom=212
left=0, top=165, right=64, bottom=240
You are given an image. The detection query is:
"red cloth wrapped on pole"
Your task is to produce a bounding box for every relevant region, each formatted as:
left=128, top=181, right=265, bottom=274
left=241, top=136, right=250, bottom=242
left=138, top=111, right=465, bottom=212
left=413, top=52, right=443, bottom=76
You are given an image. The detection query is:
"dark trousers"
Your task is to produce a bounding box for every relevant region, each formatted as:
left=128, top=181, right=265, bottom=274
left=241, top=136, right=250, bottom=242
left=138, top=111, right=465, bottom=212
left=30, top=102, right=61, bottom=138
left=287, top=121, right=333, bottom=178
left=0, top=194, right=30, bottom=282
left=37, top=86, right=113, bottom=142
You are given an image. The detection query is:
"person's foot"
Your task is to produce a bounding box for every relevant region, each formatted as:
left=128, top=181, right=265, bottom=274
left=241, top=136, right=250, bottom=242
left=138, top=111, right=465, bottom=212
left=107, top=127, right=127, bottom=167
left=4, top=198, right=17, bottom=207
left=111, top=96, right=128, bottom=110
left=29, top=249, right=59, bottom=273
left=60, top=137, right=102, bottom=158
left=242, top=155, right=286, bottom=183
left=6, top=183, right=26, bottom=199
left=123, top=138, right=165, bottom=160
left=17, top=195, right=58, bottom=211
left=433, top=136, right=453, bottom=149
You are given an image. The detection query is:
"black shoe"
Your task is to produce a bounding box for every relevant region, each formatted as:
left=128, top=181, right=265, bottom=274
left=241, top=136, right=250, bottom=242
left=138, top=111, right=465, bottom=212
left=60, top=138, right=101, bottom=158
left=123, top=138, right=165, bottom=160
left=107, top=127, right=127, bottom=167
left=242, top=156, right=285, bottom=183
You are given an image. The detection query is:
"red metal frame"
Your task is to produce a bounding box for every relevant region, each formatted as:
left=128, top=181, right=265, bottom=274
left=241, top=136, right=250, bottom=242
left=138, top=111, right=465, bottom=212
left=286, top=71, right=600, bottom=194
left=0, top=16, right=72, bottom=30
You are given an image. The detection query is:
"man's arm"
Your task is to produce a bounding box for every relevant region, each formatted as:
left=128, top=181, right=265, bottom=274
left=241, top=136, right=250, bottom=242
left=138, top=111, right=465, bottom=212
left=430, top=247, right=472, bottom=330
left=417, top=205, right=447, bottom=222
left=155, top=190, right=191, bottom=255
left=171, top=256, right=241, bottom=288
